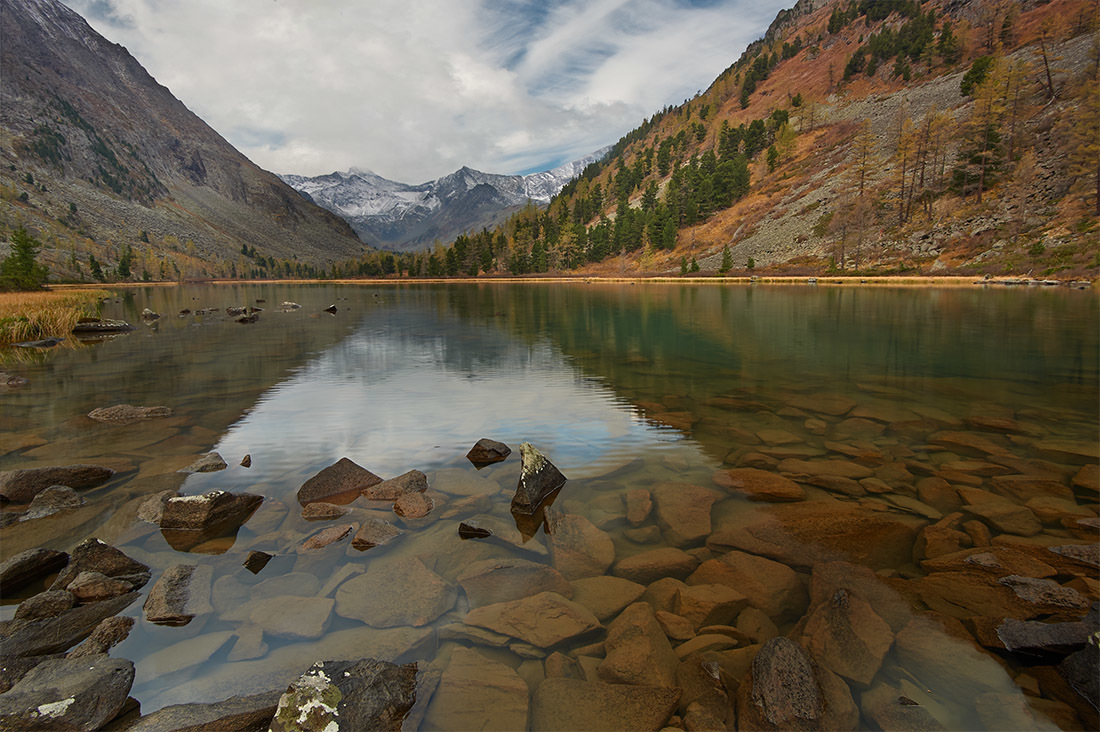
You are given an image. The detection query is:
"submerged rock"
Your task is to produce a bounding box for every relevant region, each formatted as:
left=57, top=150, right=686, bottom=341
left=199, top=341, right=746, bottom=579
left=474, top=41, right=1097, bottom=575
left=179, top=452, right=228, bottom=474
left=297, top=457, right=381, bottom=505
left=545, top=509, right=615, bottom=580
left=0, top=464, right=115, bottom=503
left=87, top=404, right=172, bottom=425
left=334, top=557, right=456, bottom=627
left=712, top=467, right=805, bottom=502
left=466, top=438, right=512, bottom=466
left=532, top=679, right=680, bottom=732
left=801, top=588, right=894, bottom=685
left=465, top=591, right=600, bottom=649
left=421, top=647, right=528, bottom=732
left=736, top=637, right=829, bottom=731
left=511, top=442, right=567, bottom=514
left=0, top=653, right=134, bottom=732
left=21, top=486, right=85, bottom=521
left=457, top=558, right=573, bottom=609
left=352, top=518, right=403, bottom=550
left=598, top=602, right=679, bottom=687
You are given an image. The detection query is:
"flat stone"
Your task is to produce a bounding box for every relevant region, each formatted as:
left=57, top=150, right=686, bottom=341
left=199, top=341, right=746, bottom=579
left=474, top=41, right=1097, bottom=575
left=963, top=502, right=1041, bottom=536
left=270, top=659, right=416, bottom=732
left=352, top=518, right=403, bottom=550
left=806, top=474, right=866, bottom=496
left=1026, top=496, right=1091, bottom=524
left=655, top=610, right=696, bottom=641
left=22, top=486, right=85, bottom=520
left=0, top=464, right=115, bottom=503
left=467, top=438, right=512, bottom=466
left=143, top=564, right=213, bottom=626
left=297, top=457, right=381, bottom=505
left=545, top=509, right=615, bottom=580
left=393, top=491, right=434, bottom=518
left=122, top=690, right=282, bottom=732
left=569, top=576, right=646, bottom=622
left=335, top=557, right=456, bottom=627
left=67, top=571, right=134, bottom=603
left=87, top=404, right=173, bottom=425
left=598, top=602, right=679, bottom=687
left=778, top=459, right=873, bottom=480
left=928, top=431, right=1010, bottom=457
left=650, top=482, right=717, bottom=546
left=991, top=474, right=1076, bottom=503
left=801, top=588, right=894, bottom=685
left=13, top=590, right=75, bottom=623
left=674, top=583, right=748, bottom=629
left=0, top=653, right=134, bottom=732
left=430, top=468, right=500, bottom=497
left=457, top=558, right=573, bottom=609
left=0, top=548, right=68, bottom=592
left=422, top=647, right=528, bottom=732
left=860, top=682, right=946, bottom=731
left=613, top=547, right=699, bottom=585
left=787, top=394, right=856, bottom=416
left=464, top=591, right=600, bottom=648
left=364, top=469, right=428, bottom=500
left=227, top=626, right=269, bottom=662
left=712, top=468, right=805, bottom=502
left=249, top=596, right=334, bottom=640
left=674, top=633, right=739, bottom=658
left=136, top=631, right=235, bottom=678
left=179, top=452, right=228, bottom=473
left=512, top=442, right=567, bottom=514
left=531, top=678, right=680, bottom=732
left=299, top=524, right=353, bottom=552
left=1032, top=440, right=1098, bottom=464
left=687, top=550, right=808, bottom=622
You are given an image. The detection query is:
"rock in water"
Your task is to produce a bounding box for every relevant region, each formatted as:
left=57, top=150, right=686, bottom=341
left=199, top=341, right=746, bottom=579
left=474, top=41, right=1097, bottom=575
left=0, top=548, right=69, bottom=592
left=737, top=637, right=824, bottom=731
left=179, top=452, right=228, bottom=473
left=87, top=404, right=173, bottom=424
left=0, top=464, right=115, bottom=503
left=143, top=564, right=213, bottom=626
left=160, top=491, right=264, bottom=532
left=297, top=457, right=381, bottom=505
left=269, top=659, right=417, bottom=732
left=466, top=438, right=512, bottom=466
left=0, top=654, right=134, bottom=731
left=511, top=442, right=566, bottom=514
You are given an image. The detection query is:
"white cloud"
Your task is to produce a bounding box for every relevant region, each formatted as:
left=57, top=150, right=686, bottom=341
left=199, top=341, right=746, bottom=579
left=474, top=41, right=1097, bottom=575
left=61, top=0, right=787, bottom=182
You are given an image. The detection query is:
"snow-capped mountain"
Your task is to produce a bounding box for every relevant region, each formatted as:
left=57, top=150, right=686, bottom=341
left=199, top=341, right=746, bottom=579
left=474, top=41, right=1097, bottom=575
left=281, top=147, right=611, bottom=252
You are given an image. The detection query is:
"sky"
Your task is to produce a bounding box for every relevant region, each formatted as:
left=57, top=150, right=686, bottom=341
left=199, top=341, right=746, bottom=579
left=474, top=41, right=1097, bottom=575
left=61, top=0, right=789, bottom=183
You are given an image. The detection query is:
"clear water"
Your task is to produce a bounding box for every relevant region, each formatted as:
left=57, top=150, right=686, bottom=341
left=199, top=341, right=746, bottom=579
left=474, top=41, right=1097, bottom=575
left=2, top=282, right=1097, bottom=730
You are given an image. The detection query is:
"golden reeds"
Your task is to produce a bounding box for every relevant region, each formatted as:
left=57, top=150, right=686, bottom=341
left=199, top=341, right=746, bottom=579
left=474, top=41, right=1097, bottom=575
left=0, top=289, right=112, bottom=346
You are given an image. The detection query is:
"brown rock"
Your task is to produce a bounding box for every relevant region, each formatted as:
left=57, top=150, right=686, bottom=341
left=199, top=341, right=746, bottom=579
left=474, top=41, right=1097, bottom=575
left=1026, top=496, right=1092, bottom=524
left=51, top=539, right=149, bottom=593
left=674, top=584, right=748, bottom=629
left=1032, top=440, right=1098, bottom=465
left=458, top=558, right=573, bottom=609
left=393, top=491, right=434, bottom=518
left=334, top=557, right=455, bottom=627
left=569, top=576, right=646, bottom=622
left=299, top=524, right=353, bottom=552
left=613, top=547, right=699, bottom=585
left=249, top=596, right=333, bottom=640
left=531, top=678, right=680, bottom=732
left=913, top=524, right=972, bottom=561
left=788, top=394, right=856, bottom=416
left=1071, top=464, right=1099, bottom=493
left=87, top=404, right=173, bottom=424
left=512, top=442, right=567, bottom=514
left=624, top=488, right=653, bottom=525
left=545, top=509, right=615, bottom=580
left=801, top=588, right=894, bottom=685
left=643, top=577, right=689, bottom=613
left=688, top=551, right=808, bottom=623
left=351, top=518, right=403, bottom=550
left=712, top=468, right=805, bottom=502
left=809, top=561, right=913, bottom=633
left=22, top=485, right=85, bottom=520
left=300, top=502, right=349, bottom=520
left=655, top=610, right=696, bottom=641
left=598, top=602, right=680, bottom=687
left=13, top=590, right=75, bottom=623
left=650, top=482, right=717, bottom=546
left=179, top=452, right=228, bottom=473
left=297, top=457, right=381, bottom=505
left=860, top=682, right=946, bottom=731
left=735, top=637, right=825, bottom=731
left=0, top=464, right=115, bottom=503
left=63, top=571, right=133, bottom=603
left=806, top=474, right=866, bottom=496
left=143, top=564, right=213, bottom=626
left=962, top=519, right=992, bottom=547
left=159, top=491, right=263, bottom=532
left=963, top=501, right=1042, bottom=536
left=777, top=459, right=873, bottom=480
left=466, top=438, right=511, bottom=465
left=991, top=475, right=1075, bottom=503
left=364, top=469, right=428, bottom=500
left=66, top=616, right=133, bottom=659
left=928, top=431, right=1010, bottom=457
left=737, top=607, right=779, bottom=644
left=464, top=591, right=600, bottom=648
left=242, top=551, right=272, bottom=574
left=422, top=647, right=529, bottom=731
left=915, top=477, right=962, bottom=514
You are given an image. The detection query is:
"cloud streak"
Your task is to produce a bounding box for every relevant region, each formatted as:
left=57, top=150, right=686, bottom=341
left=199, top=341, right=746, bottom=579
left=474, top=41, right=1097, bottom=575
left=61, top=0, right=787, bottom=182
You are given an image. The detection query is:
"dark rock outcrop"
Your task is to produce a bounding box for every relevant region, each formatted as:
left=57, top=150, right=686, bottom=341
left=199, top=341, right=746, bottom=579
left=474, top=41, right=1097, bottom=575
left=51, top=539, right=149, bottom=594
left=466, top=438, right=512, bottom=466
left=121, top=690, right=282, bottom=732
left=0, top=653, right=134, bottom=731
left=0, top=548, right=68, bottom=592
left=0, top=592, right=139, bottom=657
left=0, top=465, right=115, bottom=503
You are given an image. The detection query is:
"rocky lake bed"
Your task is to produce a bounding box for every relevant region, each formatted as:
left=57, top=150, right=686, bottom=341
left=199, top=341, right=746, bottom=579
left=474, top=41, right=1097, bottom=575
left=0, top=283, right=1097, bottom=731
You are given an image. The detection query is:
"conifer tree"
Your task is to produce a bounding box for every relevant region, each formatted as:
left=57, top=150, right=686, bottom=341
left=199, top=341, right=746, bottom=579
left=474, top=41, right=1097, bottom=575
left=719, top=245, right=733, bottom=274
left=0, top=227, right=49, bottom=291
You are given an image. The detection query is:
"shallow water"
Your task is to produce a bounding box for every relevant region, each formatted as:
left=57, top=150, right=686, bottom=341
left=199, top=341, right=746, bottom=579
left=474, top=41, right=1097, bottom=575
left=2, top=282, right=1097, bottom=730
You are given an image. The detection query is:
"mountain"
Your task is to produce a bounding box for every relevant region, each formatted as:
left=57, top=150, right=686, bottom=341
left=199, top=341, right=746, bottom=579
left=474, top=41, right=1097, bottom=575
left=423, top=0, right=1098, bottom=279
left=0, top=0, right=365, bottom=280
left=280, top=147, right=611, bottom=252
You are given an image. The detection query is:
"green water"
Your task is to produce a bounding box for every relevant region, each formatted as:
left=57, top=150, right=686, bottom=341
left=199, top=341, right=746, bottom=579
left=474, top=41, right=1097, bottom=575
left=1, top=283, right=1097, bottom=730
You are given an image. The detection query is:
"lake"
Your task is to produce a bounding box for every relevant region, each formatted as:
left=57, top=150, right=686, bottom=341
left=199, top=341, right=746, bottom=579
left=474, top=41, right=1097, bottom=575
left=2, top=282, right=1097, bottom=730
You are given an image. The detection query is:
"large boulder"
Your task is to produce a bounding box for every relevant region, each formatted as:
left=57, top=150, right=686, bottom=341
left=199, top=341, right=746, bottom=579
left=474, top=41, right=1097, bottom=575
left=0, top=592, right=139, bottom=657
left=531, top=678, right=680, bottom=731
left=688, top=550, right=808, bottom=622
left=0, top=465, right=115, bottom=503
left=270, top=659, right=417, bottom=732
left=0, top=653, right=134, bottom=731
left=800, top=588, right=894, bottom=685
left=512, top=443, right=567, bottom=514
left=297, top=457, right=381, bottom=505
left=335, top=557, right=456, bottom=628
left=159, top=491, right=263, bottom=532
left=143, top=564, right=214, bottom=626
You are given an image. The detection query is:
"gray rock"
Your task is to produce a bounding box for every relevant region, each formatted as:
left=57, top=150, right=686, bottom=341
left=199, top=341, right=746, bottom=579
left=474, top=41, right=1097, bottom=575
left=467, top=438, right=512, bottom=466
left=511, top=442, right=566, bottom=514
left=362, top=469, right=427, bottom=500
left=297, top=457, right=381, bottom=505
left=532, top=678, right=680, bottom=732
left=21, top=486, right=85, bottom=521
left=269, top=659, right=417, bottom=732
left=159, top=491, right=263, bottom=532
left=736, top=637, right=824, bottom=731
left=0, top=592, right=139, bottom=657
left=0, top=548, right=68, bottom=592
left=51, top=539, right=149, bottom=593
left=0, top=465, right=115, bottom=503
left=249, top=596, right=334, bottom=640
left=66, top=616, right=134, bottom=659
left=13, top=591, right=76, bottom=624
left=0, top=653, right=134, bottom=731
left=71, top=318, right=134, bottom=334
left=178, top=453, right=228, bottom=474
left=143, top=564, right=214, bottom=626
left=997, top=616, right=1096, bottom=657
left=119, top=689, right=281, bottom=732
left=87, top=404, right=173, bottom=424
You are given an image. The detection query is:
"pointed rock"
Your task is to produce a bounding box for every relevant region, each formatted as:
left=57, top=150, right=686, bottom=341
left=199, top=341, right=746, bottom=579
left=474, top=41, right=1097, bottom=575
left=179, top=452, right=228, bottom=473
left=512, top=442, right=566, bottom=514
left=545, top=509, right=615, bottom=580
left=297, top=457, right=381, bottom=505
left=801, top=588, right=894, bottom=685
left=0, top=548, right=68, bottom=592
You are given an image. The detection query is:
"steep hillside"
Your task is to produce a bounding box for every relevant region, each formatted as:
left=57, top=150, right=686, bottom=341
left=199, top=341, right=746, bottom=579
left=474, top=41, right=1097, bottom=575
left=280, top=148, right=610, bottom=252
left=0, top=0, right=366, bottom=282
left=393, top=0, right=1097, bottom=279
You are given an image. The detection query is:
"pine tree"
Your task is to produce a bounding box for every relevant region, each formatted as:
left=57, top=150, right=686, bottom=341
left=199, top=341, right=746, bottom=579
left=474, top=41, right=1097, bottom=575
left=718, top=244, right=733, bottom=274
left=0, top=227, right=49, bottom=291
left=88, top=253, right=105, bottom=282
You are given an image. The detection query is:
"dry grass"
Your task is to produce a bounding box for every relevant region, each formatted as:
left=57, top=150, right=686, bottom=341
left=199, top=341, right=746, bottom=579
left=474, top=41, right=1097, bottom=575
left=0, top=289, right=111, bottom=345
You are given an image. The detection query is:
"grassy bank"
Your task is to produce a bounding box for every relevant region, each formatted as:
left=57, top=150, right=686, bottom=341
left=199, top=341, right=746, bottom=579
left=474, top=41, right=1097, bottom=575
left=0, top=288, right=112, bottom=346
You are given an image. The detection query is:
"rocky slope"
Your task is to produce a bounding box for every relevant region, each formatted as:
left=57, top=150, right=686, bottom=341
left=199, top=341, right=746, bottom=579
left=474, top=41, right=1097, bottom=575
left=0, top=0, right=365, bottom=279
left=281, top=148, right=610, bottom=252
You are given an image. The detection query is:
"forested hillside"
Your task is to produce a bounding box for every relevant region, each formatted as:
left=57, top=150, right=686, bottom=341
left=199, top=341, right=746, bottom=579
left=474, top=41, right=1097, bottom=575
left=340, top=0, right=1097, bottom=279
